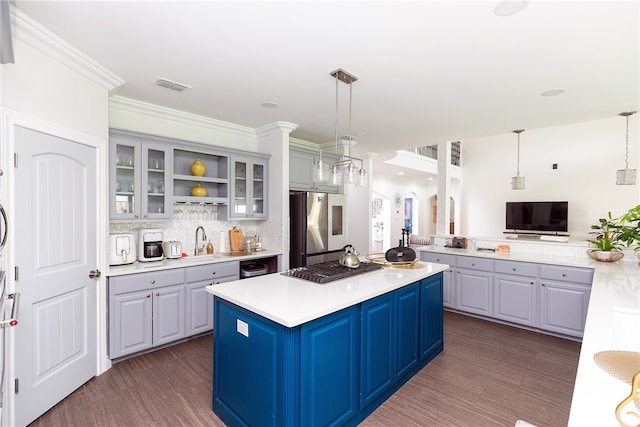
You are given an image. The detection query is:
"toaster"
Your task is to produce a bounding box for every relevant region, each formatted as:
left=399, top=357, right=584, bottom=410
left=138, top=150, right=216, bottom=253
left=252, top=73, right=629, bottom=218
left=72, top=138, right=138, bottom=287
left=109, top=233, right=136, bottom=265
left=162, top=241, right=182, bottom=259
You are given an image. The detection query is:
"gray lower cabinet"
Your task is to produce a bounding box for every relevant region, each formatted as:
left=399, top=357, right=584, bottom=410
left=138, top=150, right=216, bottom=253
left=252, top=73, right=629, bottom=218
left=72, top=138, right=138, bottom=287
left=109, top=261, right=240, bottom=359
left=419, top=252, right=455, bottom=308
left=455, top=257, right=493, bottom=316
left=420, top=250, right=593, bottom=338
left=185, top=262, right=239, bottom=335
left=493, top=260, right=538, bottom=327
left=109, top=269, right=185, bottom=359
left=539, top=265, right=592, bottom=337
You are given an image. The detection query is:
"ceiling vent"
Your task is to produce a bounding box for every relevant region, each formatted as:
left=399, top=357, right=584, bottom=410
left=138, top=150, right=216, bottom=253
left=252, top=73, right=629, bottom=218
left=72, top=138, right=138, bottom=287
left=155, top=77, right=191, bottom=92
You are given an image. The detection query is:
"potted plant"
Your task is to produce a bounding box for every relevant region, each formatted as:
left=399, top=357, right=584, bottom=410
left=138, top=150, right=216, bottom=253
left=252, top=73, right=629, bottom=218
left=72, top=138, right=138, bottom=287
left=618, top=204, right=640, bottom=260
left=587, top=211, right=626, bottom=261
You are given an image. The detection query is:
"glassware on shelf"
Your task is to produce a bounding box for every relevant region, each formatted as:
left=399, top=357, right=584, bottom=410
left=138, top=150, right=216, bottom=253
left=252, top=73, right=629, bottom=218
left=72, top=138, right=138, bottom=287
left=156, top=180, right=164, bottom=194
left=128, top=182, right=135, bottom=192
left=115, top=181, right=121, bottom=192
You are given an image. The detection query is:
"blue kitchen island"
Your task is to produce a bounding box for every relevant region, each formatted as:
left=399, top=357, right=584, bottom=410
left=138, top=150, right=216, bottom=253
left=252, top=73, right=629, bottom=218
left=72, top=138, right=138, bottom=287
left=206, top=262, right=447, bottom=426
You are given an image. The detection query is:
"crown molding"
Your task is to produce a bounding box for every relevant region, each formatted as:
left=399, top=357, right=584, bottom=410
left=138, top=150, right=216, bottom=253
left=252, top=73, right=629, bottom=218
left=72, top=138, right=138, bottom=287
left=110, top=95, right=257, bottom=138
left=12, top=7, right=125, bottom=93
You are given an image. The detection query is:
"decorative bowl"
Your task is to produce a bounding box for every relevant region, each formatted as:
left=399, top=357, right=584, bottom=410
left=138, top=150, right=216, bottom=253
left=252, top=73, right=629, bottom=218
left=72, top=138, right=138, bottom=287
left=586, top=249, right=624, bottom=262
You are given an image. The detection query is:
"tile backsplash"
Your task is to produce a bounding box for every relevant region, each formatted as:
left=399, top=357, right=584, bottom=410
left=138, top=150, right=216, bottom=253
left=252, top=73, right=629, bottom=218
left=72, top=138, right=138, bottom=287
left=109, top=204, right=282, bottom=256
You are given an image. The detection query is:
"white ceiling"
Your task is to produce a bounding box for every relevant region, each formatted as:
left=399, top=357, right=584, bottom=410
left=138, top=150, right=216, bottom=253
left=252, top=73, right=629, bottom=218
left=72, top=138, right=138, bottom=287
left=14, top=1, right=639, bottom=180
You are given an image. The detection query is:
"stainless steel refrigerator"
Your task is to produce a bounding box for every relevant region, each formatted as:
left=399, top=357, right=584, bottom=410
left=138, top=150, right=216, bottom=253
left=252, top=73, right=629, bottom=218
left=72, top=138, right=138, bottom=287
left=289, top=191, right=348, bottom=267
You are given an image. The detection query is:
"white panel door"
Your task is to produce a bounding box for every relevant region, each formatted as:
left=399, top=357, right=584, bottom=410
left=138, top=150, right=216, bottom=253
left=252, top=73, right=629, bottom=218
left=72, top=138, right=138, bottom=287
left=13, top=126, right=97, bottom=426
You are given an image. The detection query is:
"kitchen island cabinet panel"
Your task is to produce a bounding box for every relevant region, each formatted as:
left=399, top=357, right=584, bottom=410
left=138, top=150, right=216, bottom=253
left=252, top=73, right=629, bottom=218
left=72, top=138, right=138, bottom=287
left=360, top=292, right=394, bottom=410
left=395, top=284, right=420, bottom=379
left=419, top=275, right=444, bottom=360
left=214, top=300, right=287, bottom=427
left=300, top=307, right=358, bottom=426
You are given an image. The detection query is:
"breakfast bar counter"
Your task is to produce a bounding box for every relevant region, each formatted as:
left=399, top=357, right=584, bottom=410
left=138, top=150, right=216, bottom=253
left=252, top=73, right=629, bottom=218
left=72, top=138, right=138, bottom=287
left=417, top=245, right=640, bottom=426
left=206, top=262, right=447, bottom=426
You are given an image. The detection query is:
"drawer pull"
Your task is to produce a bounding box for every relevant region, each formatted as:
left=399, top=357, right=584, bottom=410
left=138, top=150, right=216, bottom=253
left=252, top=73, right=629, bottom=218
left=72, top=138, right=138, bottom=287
left=530, top=282, right=534, bottom=285
left=512, top=268, right=517, bottom=271
left=151, top=280, right=156, bottom=284
left=471, top=263, right=476, bottom=267
left=146, top=294, right=151, bottom=298
left=212, top=272, right=216, bottom=275
left=562, top=273, right=567, bottom=277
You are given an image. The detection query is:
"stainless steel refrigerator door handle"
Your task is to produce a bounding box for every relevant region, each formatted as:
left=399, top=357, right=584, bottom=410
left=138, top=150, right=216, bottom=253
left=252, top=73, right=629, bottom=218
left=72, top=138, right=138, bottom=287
left=1, top=293, right=20, bottom=328
left=0, top=205, right=7, bottom=253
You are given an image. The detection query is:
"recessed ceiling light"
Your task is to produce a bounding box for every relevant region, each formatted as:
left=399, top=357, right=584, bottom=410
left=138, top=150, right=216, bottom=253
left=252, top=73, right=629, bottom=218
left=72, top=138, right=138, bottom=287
left=155, top=77, right=190, bottom=92
left=398, top=171, right=404, bottom=176
left=261, top=102, right=279, bottom=109
left=493, top=0, right=529, bottom=16
left=541, top=88, right=566, bottom=97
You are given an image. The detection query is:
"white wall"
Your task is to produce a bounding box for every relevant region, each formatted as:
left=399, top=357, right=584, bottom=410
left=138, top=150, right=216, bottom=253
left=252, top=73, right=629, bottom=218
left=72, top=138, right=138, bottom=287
left=461, top=116, right=640, bottom=240
left=372, top=173, right=447, bottom=247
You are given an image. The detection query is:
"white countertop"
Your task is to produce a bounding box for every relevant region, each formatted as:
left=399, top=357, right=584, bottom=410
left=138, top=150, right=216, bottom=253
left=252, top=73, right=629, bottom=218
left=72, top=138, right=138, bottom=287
left=417, top=245, right=640, bottom=426
left=106, top=249, right=282, bottom=277
left=206, top=262, right=448, bottom=327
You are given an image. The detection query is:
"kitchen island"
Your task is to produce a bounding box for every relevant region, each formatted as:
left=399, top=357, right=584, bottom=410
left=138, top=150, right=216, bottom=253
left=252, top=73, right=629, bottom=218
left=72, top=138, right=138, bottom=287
left=206, top=262, right=447, bottom=426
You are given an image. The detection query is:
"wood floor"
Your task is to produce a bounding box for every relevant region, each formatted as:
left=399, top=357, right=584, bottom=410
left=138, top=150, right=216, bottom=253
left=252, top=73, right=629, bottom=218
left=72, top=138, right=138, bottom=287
left=28, top=312, right=580, bottom=427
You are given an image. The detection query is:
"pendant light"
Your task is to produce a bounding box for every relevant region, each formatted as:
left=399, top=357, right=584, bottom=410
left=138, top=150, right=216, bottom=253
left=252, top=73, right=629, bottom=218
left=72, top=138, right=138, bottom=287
left=616, top=111, right=637, bottom=185
left=312, top=68, right=367, bottom=187
left=511, top=129, right=525, bottom=190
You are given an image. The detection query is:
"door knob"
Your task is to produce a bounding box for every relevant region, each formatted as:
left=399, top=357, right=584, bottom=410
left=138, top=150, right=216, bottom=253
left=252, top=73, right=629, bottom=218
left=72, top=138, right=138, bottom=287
left=89, top=269, right=101, bottom=279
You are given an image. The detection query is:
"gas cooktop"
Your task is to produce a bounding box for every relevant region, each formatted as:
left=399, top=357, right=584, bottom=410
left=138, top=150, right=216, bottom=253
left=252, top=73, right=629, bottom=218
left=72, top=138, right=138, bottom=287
left=284, top=260, right=382, bottom=284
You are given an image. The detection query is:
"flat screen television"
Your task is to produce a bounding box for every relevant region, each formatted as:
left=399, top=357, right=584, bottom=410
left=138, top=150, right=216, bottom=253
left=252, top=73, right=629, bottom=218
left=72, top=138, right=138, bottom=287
left=505, top=201, right=568, bottom=233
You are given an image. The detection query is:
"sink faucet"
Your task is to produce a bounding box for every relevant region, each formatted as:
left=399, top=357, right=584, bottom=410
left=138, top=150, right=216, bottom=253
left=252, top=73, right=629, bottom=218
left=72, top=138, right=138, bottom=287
left=195, top=226, right=207, bottom=256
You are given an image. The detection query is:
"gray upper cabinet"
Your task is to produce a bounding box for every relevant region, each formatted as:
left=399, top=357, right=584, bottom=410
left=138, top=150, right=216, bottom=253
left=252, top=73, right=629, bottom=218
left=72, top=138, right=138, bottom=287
left=110, top=130, right=173, bottom=221
left=230, top=155, right=269, bottom=219
left=290, top=147, right=342, bottom=194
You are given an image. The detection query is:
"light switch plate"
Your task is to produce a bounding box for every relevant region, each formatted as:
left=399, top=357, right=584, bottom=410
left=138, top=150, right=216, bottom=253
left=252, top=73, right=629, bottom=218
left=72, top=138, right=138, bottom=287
left=236, top=319, right=249, bottom=337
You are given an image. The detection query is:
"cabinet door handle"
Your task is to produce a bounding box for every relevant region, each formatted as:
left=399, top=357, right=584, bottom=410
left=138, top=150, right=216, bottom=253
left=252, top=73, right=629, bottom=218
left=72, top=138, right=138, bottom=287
left=471, top=263, right=476, bottom=267
left=156, top=292, right=159, bottom=296
left=212, top=272, right=216, bottom=275
left=541, top=283, right=546, bottom=287
left=215, top=281, right=220, bottom=284
left=530, top=282, right=534, bottom=285
left=562, top=273, right=567, bottom=277
left=151, top=280, right=156, bottom=284
left=146, top=294, right=151, bottom=298
left=134, top=214, right=139, bottom=218
left=512, top=268, right=517, bottom=271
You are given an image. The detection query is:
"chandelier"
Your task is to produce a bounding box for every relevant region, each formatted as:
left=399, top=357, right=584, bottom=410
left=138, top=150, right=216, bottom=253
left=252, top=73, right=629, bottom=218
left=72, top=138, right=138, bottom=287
left=616, top=111, right=637, bottom=185
left=313, top=68, right=367, bottom=187
left=511, top=129, right=526, bottom=190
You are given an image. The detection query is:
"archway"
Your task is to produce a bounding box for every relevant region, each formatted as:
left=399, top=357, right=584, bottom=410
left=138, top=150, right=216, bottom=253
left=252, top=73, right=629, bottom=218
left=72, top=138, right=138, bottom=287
left=428, top=195, right=456, bottom=235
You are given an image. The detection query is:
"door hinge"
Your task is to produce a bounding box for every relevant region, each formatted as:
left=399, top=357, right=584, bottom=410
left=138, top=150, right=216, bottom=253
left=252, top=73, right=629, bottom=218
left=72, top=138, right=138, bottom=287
left=14, top=378, right=19, bottom=393
left=14, top=266, right=18, bottom=281
left=13, top=153, right=18, bottom=168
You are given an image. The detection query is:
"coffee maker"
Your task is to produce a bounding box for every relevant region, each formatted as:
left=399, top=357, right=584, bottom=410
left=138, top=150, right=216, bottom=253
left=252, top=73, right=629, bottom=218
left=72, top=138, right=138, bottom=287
left=138, top=228, right=164, bottom=262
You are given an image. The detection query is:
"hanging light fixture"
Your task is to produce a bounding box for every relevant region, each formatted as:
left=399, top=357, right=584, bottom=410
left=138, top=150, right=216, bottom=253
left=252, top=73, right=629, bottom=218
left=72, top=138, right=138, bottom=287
left=616, top=111, right=637, bottom=185
left=312, top=68, right=367, bottom=187
left=511, top=129, right=526, bottom=190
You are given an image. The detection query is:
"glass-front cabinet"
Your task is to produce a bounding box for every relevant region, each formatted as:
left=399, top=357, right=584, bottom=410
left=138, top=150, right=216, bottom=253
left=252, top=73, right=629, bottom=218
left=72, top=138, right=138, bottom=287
left=230, top=155, right=269, bottom=219
left=110, top=131, right=172, bottom=221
